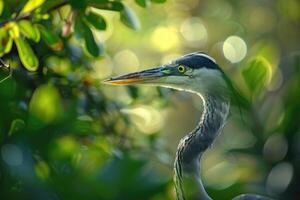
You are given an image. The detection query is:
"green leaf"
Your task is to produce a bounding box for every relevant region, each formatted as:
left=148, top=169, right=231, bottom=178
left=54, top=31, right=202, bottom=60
left=8, top=119, right=25, bottom=136
left=71, top=116, right=94, bottom=135
left=14, top=37, right=39, bottom=71
left=35, top=161, right=50, bottom=180
left=87, top=0, right=109, bottom=5
left=120, top=4, right=140, bottom=30
left=135, top=0, right=151, bottom=7
left=242, top=56, right=272, bottom=94
left=20, top=0, right=46, bottom=15
left=29, top=84, right=63, bottom=124
left=75, top=17, right=100, bottom=57
left=0, top=0, right=4, bottom=16
left=70, top=0, right=87, bottom=11
left=89, top=1, right=124, bottom=11
left=18, top=20, right=40, bottom=42
left=84, top=26, right=100, bottom=57
left=74, top=16, right=85, bottom=36
left=84, top=11, right=107, bottom=30
left=38, top=25, right=63, bottom=51
left=8, top=22, right=20, bottom=38
left=0, top=28, right=13, bottom=56
left=3, top=37, right=13, bottom=55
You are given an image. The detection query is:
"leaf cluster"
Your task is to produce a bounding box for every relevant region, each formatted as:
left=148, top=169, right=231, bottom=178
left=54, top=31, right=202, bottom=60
left=0, top=0, right=164, bottom=71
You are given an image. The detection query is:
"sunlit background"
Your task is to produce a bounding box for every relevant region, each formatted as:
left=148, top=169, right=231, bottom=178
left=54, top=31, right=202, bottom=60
left=1, top=0, right=300, bottom=199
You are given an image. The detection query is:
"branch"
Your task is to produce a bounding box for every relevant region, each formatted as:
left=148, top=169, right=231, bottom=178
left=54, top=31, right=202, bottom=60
left=0, top=0, right=69, bottom=27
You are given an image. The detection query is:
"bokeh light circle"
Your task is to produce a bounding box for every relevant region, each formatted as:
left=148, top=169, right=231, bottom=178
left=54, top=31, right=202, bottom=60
left=121, top=105, right=164, bottom=134
left=267, top=162, right=293, bottom=195
left=180, top=17, right=208, bottom=47
left=113, top=50, right=140, bottom=74
left=151, top=26, right=180, bottom=52
left=223, top=36, right=247, bottom=63
left=1, top=144, right=23, bottom=166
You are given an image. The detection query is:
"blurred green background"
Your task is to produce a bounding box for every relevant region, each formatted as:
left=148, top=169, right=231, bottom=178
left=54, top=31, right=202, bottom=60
left=0, top=0, right=300, bottom=199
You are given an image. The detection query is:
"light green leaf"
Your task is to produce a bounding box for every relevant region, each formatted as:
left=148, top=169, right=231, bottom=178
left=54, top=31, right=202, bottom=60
left=38, top=25, right=63, bottom=51
left=84, top=11, right=106, bottom=30
left=120, top=4, right=140, bottom=30
left=242, top=56, right=272, bottom=94
left=3, top=37, right=13, bottom=55
left=14, top=37, right=39, bottom=71
left=35, top=161, right=50, bottom=180
left=8, top=22, right=20, bottom=38
left=8, top=119, right=25, bottom=136
left=0, top=0, right=4, bottom=16
left=18, top=20, right=40, bottom=42
left=20, top=0, right=46, bottom=15
left=29, top=84, right=63, bottom=124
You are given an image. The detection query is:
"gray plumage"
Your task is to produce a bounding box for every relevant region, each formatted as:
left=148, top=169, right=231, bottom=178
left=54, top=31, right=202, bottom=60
left=104, top=52, right=274, bottom=200
left=174, top=93, right=229, bottom=200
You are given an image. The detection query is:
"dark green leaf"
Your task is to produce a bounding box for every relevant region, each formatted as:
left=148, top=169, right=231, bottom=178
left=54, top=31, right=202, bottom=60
left=135, top=0, right=151, bottom=7
left=87, top=0, right=109, bottom=5
left=89, top=1, right=124, bottom=11
left=75, top=17, right=100, bottom=57
left=74, top=16, right=85, bottom=37
left=84, top=11, right=106, bottom=30
left=38, top=25, right=63, bottom=51
left=88, top=1, right=140, bottom=30
left=127, top=86, right=139, bottom=99
left=70, top=0, right=87, bottom=11
left=18, top=20, right=40, bottom=42
left=83, top=27, right=100, bottom=57
left=120, top=4, right=140, bottom=30
left=242, top=57, right=271, bottom=94
left=14, top=37, right=39, bottom=71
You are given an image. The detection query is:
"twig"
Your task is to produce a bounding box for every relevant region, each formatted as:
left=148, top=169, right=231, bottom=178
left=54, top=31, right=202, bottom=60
left=0, top=58, right=12, bottom=84
left=0, top=58, right=9, bottom=68
left=0, top=0, right=69, bottom=27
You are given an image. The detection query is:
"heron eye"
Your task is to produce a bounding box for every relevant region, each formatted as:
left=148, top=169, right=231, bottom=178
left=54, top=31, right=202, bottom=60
left=177, top=65, right=186, bottom=73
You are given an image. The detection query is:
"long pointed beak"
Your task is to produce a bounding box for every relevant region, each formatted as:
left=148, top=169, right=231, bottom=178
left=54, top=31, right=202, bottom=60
left=103, top=67, right=166, bottom=85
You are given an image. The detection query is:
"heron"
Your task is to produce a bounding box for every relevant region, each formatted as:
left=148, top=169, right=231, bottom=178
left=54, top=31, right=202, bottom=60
left=104, top=52, right=273, bottom=200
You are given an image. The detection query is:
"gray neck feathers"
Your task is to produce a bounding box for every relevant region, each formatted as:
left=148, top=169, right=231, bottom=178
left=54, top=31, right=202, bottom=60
left=174, top=93, right=230, bottom=200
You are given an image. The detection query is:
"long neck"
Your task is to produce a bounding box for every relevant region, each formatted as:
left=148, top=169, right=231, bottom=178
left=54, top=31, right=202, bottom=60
left=174, top=93, right=230, bottom=200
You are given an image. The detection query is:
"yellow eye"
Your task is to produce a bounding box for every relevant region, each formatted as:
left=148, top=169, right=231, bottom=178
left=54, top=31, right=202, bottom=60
left=177, top=65, right=186, bottom=73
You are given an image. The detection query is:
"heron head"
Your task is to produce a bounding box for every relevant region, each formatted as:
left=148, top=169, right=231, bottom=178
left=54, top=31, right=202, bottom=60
left=104, top=52, right=229, bottom=97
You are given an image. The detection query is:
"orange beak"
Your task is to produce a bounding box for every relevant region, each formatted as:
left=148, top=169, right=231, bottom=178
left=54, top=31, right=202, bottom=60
left=103, top=67, right=166, bottom=86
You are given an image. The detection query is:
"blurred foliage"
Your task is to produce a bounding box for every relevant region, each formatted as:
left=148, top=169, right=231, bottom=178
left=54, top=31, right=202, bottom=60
left=0, top=0, right=300, bottom=200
